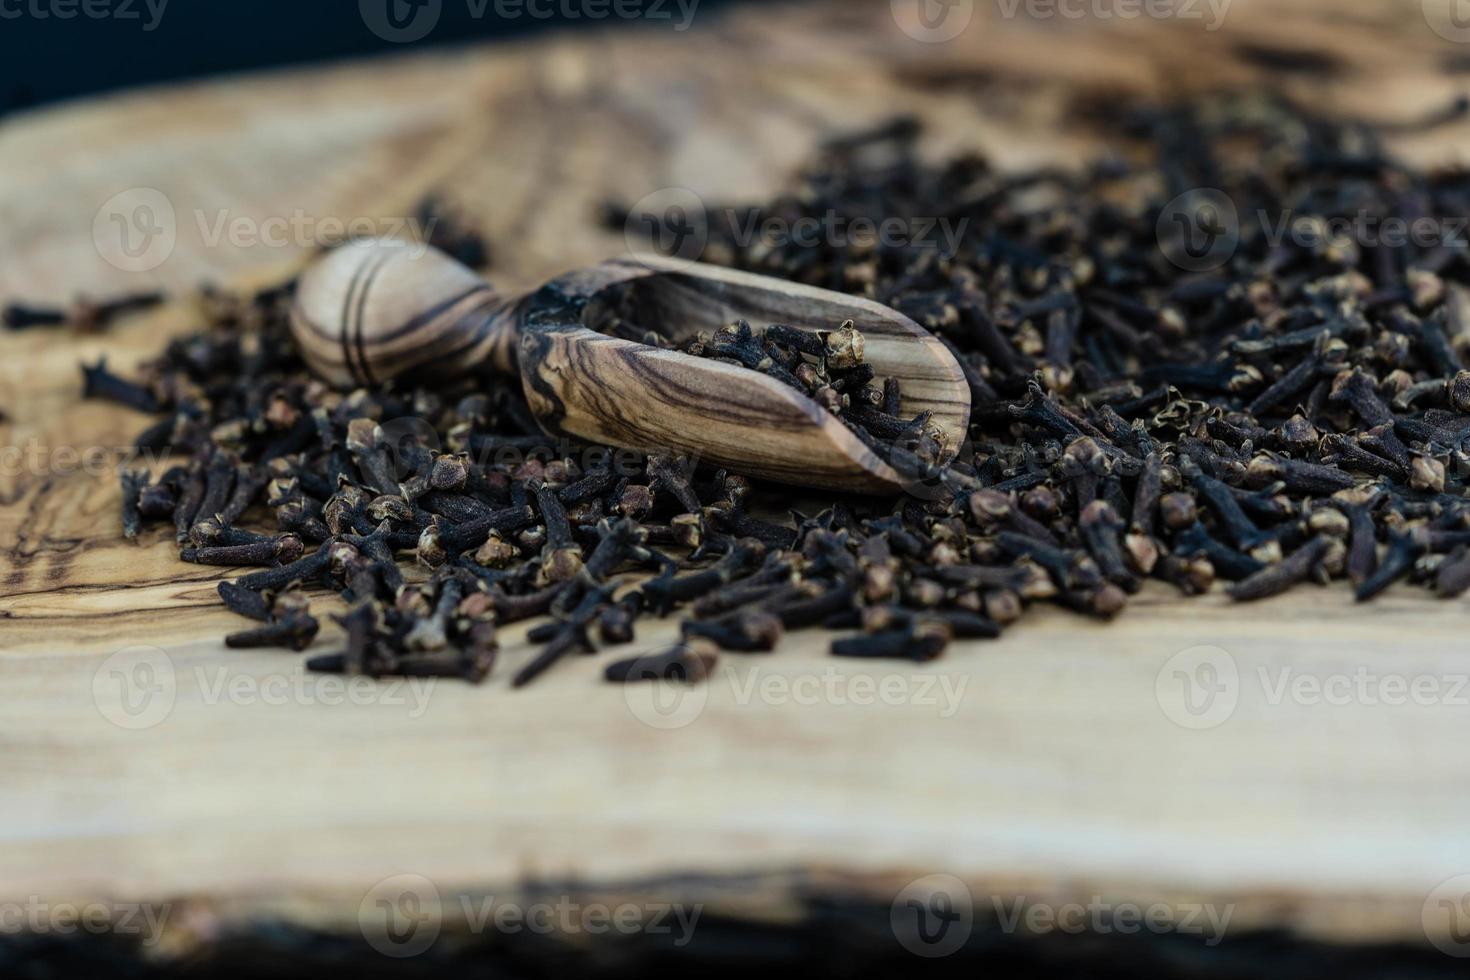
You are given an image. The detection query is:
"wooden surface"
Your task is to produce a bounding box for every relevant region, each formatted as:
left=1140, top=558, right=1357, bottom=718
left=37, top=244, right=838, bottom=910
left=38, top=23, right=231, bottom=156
left=5, top=0, right=1470, bottom=958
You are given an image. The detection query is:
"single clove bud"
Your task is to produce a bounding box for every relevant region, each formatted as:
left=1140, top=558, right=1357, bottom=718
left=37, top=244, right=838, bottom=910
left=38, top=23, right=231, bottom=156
left=1229, top=536, right=1333, bottom=602
left=224, top=614, right=320, bottom=652
left=604, top=642, right=719, bottom=684
left=119, top=469, right=147, bottom=540
left=81, top=358, right=159, bottom=413
left=681, top=608, right=783, bottom=652
left=831, top=621, right=950, bottom=662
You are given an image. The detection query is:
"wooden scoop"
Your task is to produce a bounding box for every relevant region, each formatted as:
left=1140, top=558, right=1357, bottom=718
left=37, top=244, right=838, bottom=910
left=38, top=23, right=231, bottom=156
left=290, top=239, right=971, bottom=493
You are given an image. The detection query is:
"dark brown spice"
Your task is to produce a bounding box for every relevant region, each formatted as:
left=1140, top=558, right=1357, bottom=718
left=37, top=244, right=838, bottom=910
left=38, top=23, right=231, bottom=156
left=604, top=642, right=719, bottom=684
left=93, top=98, right=1470, bottom=690
left=225, top=614, right=320, bottom=652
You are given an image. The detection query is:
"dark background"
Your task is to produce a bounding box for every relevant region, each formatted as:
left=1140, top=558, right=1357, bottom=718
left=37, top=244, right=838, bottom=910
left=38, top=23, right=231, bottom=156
left=1, top=0, right=756, bottom=114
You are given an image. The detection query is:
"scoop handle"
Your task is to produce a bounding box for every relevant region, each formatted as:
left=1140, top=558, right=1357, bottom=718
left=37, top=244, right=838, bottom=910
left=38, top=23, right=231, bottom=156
left=289, top=238, right=520, bottom=388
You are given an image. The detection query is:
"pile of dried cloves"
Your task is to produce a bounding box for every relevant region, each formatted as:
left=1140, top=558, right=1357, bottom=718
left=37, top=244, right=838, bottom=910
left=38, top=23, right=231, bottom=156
left=89, top=95, right=1470, bottom=686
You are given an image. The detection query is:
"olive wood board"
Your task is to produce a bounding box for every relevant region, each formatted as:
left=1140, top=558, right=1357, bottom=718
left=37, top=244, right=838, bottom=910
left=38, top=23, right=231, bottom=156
left=3, top=0, right=1470, bottom=958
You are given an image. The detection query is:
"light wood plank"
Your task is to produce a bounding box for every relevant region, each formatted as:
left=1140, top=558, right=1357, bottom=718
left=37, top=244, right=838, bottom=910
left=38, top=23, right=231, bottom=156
left=3, top=0, right=1470, bottom=954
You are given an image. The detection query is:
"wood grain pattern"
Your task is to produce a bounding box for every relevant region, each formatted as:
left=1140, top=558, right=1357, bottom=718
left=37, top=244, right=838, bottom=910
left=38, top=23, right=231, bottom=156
left=5, top=0, right=1470, bottom=957
left=292, top=238, right=520, bottom=384
left=614, top=255, right=972, bottom=452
